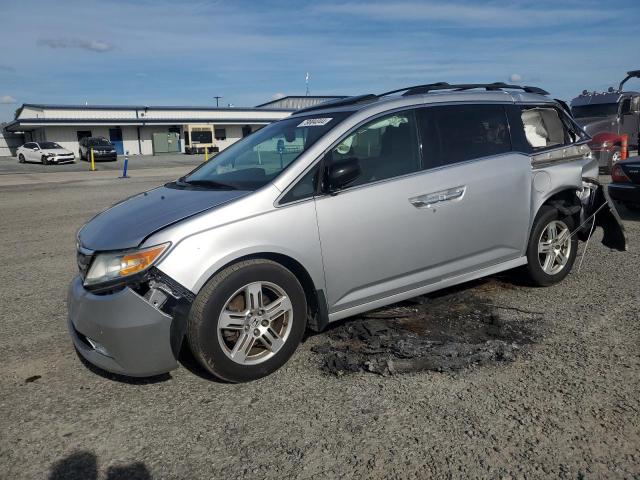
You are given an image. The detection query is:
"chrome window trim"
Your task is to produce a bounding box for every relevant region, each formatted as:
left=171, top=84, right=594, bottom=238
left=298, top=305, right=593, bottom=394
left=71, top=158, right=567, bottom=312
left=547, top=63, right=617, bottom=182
left=530, top=141, right=592, bottom=169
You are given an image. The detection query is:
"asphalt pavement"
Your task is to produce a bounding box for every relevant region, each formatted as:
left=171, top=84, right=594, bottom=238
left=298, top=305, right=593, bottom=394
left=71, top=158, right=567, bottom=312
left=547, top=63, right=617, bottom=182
left=0, top=170, right=638, bottom=479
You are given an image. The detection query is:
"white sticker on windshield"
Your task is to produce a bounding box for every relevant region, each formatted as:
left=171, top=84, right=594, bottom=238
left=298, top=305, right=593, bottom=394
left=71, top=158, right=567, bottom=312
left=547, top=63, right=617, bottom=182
left=297, top=118, right=333, bottom=127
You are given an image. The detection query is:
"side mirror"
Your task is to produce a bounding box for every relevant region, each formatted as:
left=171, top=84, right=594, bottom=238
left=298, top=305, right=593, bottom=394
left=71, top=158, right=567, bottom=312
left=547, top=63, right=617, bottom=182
left=33, top=147, right=39, bottom=151
left=326, top=156, right=361, bottom=193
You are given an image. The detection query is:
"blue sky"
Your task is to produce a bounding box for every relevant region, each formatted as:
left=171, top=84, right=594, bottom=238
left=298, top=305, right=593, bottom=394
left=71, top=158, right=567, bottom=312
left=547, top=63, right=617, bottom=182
left=0, top=0, right=638, bottom=121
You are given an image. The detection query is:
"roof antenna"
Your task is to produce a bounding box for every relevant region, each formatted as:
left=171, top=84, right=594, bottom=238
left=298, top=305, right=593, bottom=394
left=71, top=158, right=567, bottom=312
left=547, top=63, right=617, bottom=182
left=305, top=72, right=310, bottom=96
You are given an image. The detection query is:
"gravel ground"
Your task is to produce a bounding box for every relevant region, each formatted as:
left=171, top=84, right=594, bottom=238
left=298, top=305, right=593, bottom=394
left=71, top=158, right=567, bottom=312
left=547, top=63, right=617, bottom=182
left=0, top=173, right=639, bottom=479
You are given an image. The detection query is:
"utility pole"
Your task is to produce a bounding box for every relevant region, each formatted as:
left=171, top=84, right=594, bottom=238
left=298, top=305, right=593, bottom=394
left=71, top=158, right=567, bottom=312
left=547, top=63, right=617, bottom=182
left=213, top=96, right=222, bottom=107
left=305, top=72, right=310, bottom=96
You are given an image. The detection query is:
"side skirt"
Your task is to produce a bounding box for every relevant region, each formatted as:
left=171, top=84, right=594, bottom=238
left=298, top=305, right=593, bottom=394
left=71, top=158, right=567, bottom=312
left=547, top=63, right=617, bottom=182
left=327, top=256, right=528, bottom=323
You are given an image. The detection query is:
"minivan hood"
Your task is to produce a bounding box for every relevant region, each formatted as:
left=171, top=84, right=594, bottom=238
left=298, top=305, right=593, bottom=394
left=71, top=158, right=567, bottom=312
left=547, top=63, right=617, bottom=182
left=78, top=185, right=249, bottom=251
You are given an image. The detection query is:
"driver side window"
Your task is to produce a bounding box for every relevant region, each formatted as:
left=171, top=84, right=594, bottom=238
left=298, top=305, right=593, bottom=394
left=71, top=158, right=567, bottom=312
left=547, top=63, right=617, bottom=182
left=327, top=110, right=421, bottom=188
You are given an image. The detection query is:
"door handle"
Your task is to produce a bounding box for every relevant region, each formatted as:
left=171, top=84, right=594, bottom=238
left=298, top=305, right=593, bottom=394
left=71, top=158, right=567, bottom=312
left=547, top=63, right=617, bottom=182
left=409, top=186, right=466, bottom=208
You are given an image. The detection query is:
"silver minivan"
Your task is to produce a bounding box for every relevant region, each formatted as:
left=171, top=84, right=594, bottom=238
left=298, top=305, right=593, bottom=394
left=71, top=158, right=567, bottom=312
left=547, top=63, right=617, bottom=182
left=68, top=82, right=625, bottom=382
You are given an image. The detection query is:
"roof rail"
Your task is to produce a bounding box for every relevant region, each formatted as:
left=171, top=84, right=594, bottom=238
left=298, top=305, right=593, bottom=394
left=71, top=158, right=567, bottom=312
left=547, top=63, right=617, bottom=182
left=381, top=82, right=549, bottom=96
left=294, top=82, right=550, bottom=113
left=295, top=94, right=377, bottom=114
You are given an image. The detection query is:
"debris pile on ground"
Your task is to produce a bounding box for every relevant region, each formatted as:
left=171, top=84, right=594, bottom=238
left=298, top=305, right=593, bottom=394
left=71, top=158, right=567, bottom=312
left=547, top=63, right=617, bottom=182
left=313, top=286, right=541, bottom=376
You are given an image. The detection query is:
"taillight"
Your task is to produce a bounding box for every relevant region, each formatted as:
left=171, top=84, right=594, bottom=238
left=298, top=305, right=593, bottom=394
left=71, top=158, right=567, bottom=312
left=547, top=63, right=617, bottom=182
left=611, top=164, right=630, bottom=183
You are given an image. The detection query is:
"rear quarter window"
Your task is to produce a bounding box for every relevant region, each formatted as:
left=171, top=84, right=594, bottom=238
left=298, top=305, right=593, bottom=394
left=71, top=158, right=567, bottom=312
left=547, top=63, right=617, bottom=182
left=520, top=106, right=568, bottom=151
left=418, top=104, right=511, bottom=168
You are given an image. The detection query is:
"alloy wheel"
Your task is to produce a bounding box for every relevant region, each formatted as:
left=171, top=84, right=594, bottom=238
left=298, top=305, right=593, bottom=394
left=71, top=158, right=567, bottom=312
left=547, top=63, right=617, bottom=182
left=217, top=281, right=293, bottom=365
left=537, top=220, right=572, bottom=275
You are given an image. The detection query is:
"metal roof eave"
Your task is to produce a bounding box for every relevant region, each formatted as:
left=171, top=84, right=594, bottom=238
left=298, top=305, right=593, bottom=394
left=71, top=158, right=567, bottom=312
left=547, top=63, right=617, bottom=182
left=8, top=118, right=280, bottom=128
left=19, top=103, right=295, bottom=113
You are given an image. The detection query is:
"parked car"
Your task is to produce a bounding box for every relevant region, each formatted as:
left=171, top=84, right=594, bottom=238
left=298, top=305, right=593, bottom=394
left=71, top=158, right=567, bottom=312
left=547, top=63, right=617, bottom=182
left=17, top=142, right=75, bottom=165
left=68, top=82, right=626, bottom=382
left=609, top=156, right=640, bottom=211
left=79, top=137, right=117, bottom=161
left=570, top=70, right=640, bottom=172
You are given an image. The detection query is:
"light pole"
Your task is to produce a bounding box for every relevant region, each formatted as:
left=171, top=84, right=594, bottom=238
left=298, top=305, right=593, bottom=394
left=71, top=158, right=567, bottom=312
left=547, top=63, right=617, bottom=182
left=213, top=96, right=222, bottom=107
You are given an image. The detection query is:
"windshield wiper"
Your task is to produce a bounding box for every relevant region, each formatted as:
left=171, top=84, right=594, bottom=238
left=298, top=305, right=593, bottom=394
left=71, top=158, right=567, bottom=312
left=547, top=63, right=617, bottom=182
left=176, top=177, right=237, bottom=190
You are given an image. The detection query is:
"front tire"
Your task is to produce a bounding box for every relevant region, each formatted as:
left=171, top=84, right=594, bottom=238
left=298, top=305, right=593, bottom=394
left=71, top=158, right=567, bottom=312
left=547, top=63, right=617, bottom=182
left=524, top=206, right=578, bottom=286
left=41, top=155, right=49, bottom=165
left=18, top=154, right=25, bottom=163
left=187, top=259, right=307, bottom=382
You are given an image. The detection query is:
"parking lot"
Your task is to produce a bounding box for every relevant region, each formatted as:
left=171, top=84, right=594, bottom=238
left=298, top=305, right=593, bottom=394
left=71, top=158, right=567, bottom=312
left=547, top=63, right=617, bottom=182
left=0, top=153, right=204, bottom=175
left=0, top=167, right=639, bottom=479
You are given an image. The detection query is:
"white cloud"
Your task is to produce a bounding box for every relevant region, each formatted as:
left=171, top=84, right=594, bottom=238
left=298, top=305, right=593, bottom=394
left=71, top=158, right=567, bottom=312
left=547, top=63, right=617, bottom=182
left=0, top=95, right=16, bottom=104
left=510, top=73, right=522, bottom=82
left=37, top=37, right=114, bottom=52
left=272, top=92, right=286, bottom=100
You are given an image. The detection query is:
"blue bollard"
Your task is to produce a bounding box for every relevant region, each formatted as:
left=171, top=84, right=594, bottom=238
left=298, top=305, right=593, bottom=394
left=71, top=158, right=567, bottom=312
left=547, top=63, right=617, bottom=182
left=120, top=150, right=130, bottom=178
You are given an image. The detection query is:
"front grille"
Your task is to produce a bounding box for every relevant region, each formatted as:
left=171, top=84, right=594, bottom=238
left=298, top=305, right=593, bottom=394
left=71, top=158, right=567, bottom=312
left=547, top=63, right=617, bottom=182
left=77, top=249, right=93, bottom=279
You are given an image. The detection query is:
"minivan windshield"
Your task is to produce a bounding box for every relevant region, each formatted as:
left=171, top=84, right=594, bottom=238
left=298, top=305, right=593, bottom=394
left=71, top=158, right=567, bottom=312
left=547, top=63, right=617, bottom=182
left=182, top=112, right=350, bottom=190
left=40, top=142, right=62, bottom=149
left=571, top=103, right=619, bottom=118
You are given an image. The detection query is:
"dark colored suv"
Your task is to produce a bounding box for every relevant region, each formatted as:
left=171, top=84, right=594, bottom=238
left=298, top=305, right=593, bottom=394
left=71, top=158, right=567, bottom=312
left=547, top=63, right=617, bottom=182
left=571, top=70, right=640, bottom=172
left=79, top=137, right=118, bottom=162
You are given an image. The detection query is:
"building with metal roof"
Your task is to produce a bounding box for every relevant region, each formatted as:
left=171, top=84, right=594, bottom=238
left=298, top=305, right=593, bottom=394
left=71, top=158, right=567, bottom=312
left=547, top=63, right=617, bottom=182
left=3, top=96, right=343, bottom=156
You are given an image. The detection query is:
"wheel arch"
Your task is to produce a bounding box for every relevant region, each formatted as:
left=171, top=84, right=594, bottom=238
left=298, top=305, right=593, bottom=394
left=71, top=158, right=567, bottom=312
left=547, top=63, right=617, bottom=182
left=196, top=252, right=328, bottom=333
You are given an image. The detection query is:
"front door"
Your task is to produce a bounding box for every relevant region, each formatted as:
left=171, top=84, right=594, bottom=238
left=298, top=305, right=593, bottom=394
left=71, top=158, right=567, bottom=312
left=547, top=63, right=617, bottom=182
left=619, top=97, right=640, bottom=146
left=315, top=104, right=531, bottom=315
left=109, top=128, right=124, bottom=154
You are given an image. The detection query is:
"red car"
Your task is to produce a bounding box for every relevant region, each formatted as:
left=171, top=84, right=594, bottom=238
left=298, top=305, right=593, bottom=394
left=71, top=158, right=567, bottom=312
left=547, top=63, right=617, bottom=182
left=609, top=156, right=640, bottom=211
left=589, top=132, right=623, bottom=174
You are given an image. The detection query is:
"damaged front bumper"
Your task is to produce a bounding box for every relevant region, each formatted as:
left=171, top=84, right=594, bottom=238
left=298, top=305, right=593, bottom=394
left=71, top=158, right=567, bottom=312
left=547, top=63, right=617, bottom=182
left=67, top=276, right=183, bottom=377
left=579, top=178, right=627, bottom=251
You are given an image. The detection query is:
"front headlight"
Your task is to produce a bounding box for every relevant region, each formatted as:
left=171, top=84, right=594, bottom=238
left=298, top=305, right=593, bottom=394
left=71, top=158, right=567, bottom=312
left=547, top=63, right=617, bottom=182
left=84, top=243, right=170, bottom=287
left=47, top=152, right=56, bottom=156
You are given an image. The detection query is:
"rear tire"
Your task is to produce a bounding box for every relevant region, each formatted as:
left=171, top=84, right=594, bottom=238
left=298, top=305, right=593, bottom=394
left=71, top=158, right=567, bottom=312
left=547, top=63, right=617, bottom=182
left=187, top=259, right=307, bottom=382
left=524, top=206, right=578, bottom=286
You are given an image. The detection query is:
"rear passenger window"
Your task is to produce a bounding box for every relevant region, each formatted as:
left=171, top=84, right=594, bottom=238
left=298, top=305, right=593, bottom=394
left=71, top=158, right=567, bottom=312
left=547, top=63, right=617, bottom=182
left=418, top=104, right=511, bottom=168
left=520, top=107, right=566, bottom=151
left=328, top=110, right=420, bottom=187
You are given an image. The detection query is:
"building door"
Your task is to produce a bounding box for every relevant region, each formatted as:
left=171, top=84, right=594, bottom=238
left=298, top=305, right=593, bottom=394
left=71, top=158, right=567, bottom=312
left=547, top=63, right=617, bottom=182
left=109, top=128, right=124, bottom=154
left=242, top=125, right=252, bottom=137
left=77, top=130, right=92, bottom=141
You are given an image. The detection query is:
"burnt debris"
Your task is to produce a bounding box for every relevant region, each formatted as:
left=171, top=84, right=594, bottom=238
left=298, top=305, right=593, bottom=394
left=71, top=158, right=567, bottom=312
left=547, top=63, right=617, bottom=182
left=312, top=285, right=540, bottom=376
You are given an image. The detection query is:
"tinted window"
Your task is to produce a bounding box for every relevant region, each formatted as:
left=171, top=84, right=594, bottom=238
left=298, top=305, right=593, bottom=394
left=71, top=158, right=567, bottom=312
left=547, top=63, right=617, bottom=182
left=521, top=107, right=567, bottom=151
left=327, top=110, right=420, bottom=187
left=87, top=138, right=112, bottom=147
left=419, top=104, right=511, bottom=167
left=191, top=130, right=212, bottom=144
left=571, top=103, right=618, bottom=118
left=40, top=142, right=62, bottom=149
left=280, top=163, right=320, bottom=203
left=24, top=143, right=35, bottom=149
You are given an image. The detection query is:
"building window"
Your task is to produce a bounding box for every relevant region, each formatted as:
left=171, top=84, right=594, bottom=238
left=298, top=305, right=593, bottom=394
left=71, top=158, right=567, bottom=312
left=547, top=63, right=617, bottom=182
left=215, top=128, right=227, bottom=141
left=191, top=130, right=212, bottom=144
